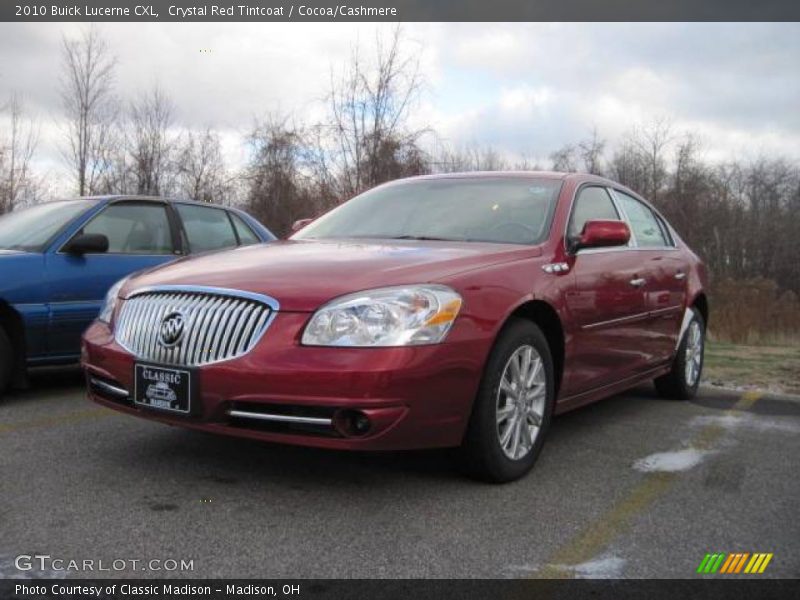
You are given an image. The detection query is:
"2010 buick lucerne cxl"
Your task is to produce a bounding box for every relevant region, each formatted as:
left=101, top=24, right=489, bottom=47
left=82, top=172, right=708, bottom=482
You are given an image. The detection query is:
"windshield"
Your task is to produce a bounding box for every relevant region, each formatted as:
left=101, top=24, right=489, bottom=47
left=0, top=200, right=93, bottom=252
left=293, top=177, right=562, bottom=245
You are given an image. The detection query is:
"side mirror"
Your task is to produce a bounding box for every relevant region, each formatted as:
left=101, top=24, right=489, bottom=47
left=64, top=233, right=110, bottom=255
left=291, top=218, right=314, bottom=233
left=573, top=220, right=630, bottom=252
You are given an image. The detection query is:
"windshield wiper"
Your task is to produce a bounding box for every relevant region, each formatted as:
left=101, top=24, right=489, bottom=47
left=384, top=235, right=467, bottom=242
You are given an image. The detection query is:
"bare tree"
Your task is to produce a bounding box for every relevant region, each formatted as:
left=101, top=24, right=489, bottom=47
left=176, top=128, right=233, bottom=203
left=578, top=127, right=606, bottom=175
left=550, top=129, right=605, bottom=175
left=326, top=26, right=428, bottom=197
left=632, top=118, right=672, bottom=202
left=433, top=143, right=508, bottom=173
left=0, top=94, right=40, bottom=213
left=60, top=25, right=117, bottom=195
left=550, top=143, right=577, bottom=172
left=127, top=86, right=178, bottom=196
left=245, top=116, right=318, bottom=237
left=609, top=139, right=648, bottom=193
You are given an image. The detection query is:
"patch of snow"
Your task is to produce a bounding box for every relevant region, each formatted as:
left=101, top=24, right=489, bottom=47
left=633, top=448, right=709, bottom=473
left=561, top=556, right=627, bottom=579
left=506, top=555, right=627, bottom=579
left=691, top=413, right=800, bottom=434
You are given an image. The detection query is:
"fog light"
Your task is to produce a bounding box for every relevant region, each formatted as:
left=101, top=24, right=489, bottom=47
left=333, top=410, right=372, bottom=437
left=354, top=413, right=370, bottom=434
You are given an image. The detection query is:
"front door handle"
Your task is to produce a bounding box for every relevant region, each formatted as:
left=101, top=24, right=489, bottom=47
left=674, top=271, right=686, bottom=280
left=629, top=277, right=646, bottom=288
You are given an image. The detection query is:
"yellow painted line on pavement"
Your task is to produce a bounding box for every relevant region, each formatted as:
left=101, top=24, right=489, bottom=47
left=531, top=391, right=763, bottom=579
left=0, top=407, right=116, bottom=435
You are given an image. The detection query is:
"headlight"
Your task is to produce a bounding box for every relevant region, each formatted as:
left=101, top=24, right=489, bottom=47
left=302, top=285, right=463, bottom=347
left=98, top=277, right=128, bottom=323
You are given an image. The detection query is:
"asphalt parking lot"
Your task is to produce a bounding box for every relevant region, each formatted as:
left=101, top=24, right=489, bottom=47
left=1, top=369, right=799, bottom=579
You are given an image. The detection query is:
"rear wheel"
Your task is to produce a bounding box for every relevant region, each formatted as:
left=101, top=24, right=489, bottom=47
left=655, top=307, right=705, bottom=400
left=0, top=326, right=12, bottom=399
left=460, top=319, right=555, bottom=483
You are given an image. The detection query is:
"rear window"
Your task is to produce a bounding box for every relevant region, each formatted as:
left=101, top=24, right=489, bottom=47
left=230, top=213, right=261, bottom=245
left=614, top=191, right=670, bottom=248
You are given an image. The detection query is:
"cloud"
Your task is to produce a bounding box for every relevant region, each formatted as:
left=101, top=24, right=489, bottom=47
left=0, top=21, right=798, bottom=190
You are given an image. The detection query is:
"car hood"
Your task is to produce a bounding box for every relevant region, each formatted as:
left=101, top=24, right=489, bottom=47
left=125, top=239, right=541, bottom=312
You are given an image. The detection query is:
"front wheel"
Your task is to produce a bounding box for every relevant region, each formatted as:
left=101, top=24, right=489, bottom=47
left=0, top=326, right=12, bottom=400
left=654, top=307, right=705, bottom=400
left=459, top=319, right=555, bottom=483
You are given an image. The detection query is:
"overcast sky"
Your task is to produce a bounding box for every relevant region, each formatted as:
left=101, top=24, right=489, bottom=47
left=1, top=22, right=799, bottom=192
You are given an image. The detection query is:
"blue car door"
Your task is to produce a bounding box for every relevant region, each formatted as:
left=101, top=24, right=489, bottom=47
left=44, top=200, right=180, bottom=358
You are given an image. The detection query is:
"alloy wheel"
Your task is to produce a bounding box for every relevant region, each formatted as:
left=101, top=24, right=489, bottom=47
left=684, top=320, right=703, bottom=386
left=496, top=345, right=547, bottom=460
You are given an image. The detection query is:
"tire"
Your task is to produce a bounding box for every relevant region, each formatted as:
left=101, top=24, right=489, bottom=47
left=0, top=326, right=12, bottom=399
left=654, top=307, right=705, bottom=400
left=459, top=318, right=555, bottom=483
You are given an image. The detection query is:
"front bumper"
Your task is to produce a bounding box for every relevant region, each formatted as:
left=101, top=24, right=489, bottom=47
left=81, top=313, right=486, bottom=451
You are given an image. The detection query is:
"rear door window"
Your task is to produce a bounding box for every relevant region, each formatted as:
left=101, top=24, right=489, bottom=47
left=176, top=204, right=238, bottom=253
left=230, top=213, right=260, bottom=245
left=613, top=191, right=669, bottom=248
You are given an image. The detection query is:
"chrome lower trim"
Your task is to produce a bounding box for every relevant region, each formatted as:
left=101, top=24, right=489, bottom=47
left=90, top=377, right=129, bottom=399
left=650, top=305, right=683, bottom=317
left=228, top=410, right=332, bottom=427
left=582, top=311, right=650, bottom=331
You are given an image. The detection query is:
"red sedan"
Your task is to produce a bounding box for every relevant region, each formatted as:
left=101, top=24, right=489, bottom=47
left=82, top=172, right=708, bottom=482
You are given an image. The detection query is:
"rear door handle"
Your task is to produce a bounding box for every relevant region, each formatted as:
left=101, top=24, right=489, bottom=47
left=674, top=271, right=686, bottom=280
left=629, top=277, right=646, bottom=288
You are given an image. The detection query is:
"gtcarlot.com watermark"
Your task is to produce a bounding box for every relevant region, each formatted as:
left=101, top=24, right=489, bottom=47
left=14, top=553, right=195, bottom=573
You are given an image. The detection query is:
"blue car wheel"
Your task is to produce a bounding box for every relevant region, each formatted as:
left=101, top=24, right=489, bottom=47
left=0, top=326, right=11, bottom=396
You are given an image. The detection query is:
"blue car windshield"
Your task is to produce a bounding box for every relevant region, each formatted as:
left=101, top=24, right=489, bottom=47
left=0, top=200, right=93, bottom=251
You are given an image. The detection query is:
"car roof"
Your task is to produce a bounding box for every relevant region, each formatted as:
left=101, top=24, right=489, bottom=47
left=383, top=170, right=625, bottom=188
left=63, top=195, right=239, bottom=209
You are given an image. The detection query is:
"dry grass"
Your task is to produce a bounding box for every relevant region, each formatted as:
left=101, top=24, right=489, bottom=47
left=703, top=341, right=800, bottom=396
left=709, top=278, right=800, bottom=346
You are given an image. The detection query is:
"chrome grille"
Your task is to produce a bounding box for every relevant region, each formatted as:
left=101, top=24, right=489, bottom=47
left=114, top=287, right=277, bottom=367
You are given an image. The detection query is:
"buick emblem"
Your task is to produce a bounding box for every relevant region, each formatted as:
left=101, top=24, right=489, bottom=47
left=159, top=311, right=185, bottom=347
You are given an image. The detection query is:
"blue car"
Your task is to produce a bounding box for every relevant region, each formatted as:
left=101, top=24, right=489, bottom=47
left=0, top=196, right=275, bottom=396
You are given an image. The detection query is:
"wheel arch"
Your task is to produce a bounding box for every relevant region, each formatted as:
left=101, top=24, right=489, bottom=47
left=0, top=300, right=27, bottom=381
left=691, top=292, right=709, bottom=329
left=505, top=299, right=565, bottom=398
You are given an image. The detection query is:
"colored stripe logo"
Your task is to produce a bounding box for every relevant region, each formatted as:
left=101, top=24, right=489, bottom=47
left=697, top=552, right=773, bottom=574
